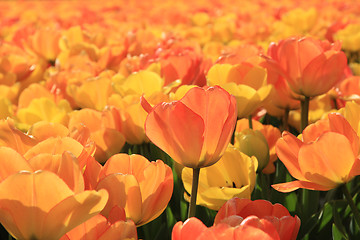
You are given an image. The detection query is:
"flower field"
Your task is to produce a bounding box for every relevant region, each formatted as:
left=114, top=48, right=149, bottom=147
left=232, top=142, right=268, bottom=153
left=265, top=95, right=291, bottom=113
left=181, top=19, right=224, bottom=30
left=1, top=0, right=360, bottom=239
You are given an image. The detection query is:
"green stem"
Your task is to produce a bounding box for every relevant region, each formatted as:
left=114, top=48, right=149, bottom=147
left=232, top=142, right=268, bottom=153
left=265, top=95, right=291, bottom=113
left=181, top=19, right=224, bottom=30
left=282, top=108, right=289, bottom=132
left=342, top=184, right=360, bottom=229
left=300, top=96, right=310, bottom=132
left=248, top=115, right=253, bottom=129
left=188, top=168, right=200, bottom=218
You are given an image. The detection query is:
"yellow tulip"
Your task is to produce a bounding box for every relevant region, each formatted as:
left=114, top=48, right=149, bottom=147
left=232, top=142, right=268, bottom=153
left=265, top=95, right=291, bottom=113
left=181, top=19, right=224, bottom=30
left=182, top=146, right=257, bottom=210
left=207, top=63, right=272, bottom=118
left=16, top=97, right=72, bottom=131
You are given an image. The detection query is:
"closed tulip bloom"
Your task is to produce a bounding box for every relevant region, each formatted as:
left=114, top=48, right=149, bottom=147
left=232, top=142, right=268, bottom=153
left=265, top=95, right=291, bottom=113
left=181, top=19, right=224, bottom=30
left=214, top=198, right=300, bottom=240
left=143, top=86, right=237, bottom=168
left=234, top=129, right=269, bottom=172
left=0, top=171, right=108, bottom=240
left=273, top=113, right=360, bottom=192
left=267, top=37, right=347, bottom=97
left=235, top=119, right=281, bottom=174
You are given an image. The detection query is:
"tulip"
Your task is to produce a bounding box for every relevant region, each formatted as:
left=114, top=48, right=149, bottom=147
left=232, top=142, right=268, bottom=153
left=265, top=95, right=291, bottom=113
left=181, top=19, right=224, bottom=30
left=267, top=37, right=347, bottom=98
left=0, top=118, right=37, bottom=154
left=16, top=97, right=72, bottom=131
left=214, top=198, right=300, bottom=240
left=172, top=216, right=281, bottom=240
left=235, top=118, right=281, bottom=174
left=68, top=108, right=125, bottom=163
left=143, top=86, right=237, bottom=169
left=334, top=24, right=360, bottom=52
left=95, top=153, right=173, bottom=226
left=234, top=128, right=269, bottom=172
left=182, top=146, right=257, bottom=210
left=207, top=63, right=272, bottom=118
left=0, top=171, right=108, bottom=240
left=61, top=207, right=137, bottom=240
left=273, top=113, right=360, bottom=192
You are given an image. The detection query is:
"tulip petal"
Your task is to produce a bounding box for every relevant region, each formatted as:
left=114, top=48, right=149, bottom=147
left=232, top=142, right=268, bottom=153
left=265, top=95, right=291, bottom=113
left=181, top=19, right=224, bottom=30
left=97, top=174, right=142, bottom=224
left=272, top=180, right=332, bottom=192
left=145, top=101, right=204, bottom=168
left=0, top=147, right=32, bottom=182
left=298, top=132, right=355, bottom=187
left=275, top=132, right=305, bottom=181
left=43, top=189, right=109, bottom=239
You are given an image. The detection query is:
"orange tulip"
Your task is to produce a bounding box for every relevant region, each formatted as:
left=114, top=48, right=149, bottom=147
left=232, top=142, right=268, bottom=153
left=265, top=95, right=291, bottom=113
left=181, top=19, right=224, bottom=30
left=0, top=118, right=37, bottom=154
left=214, top=198, right=300, bottom=240
left=68, top=108, right=125, bottom=163
left=61, top=207, right=137, bottom=240
left=267, top=37, right=347, bottom=97
left=94, top=153, right=173, bottom=226
left=142, top=86, right=237, bottom=168
left=172, top=216, right=281, bottom=240
left=273, top=112, right=360, bottom=192
left=0, top=171, right=108, bottom=240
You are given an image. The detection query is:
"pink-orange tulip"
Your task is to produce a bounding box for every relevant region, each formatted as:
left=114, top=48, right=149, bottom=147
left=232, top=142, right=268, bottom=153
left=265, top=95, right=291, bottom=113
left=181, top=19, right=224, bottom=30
left=172, top=216, right=281, bottom=240
left=214, top=198, right=300, bottom=240
left=273, top=112, right=360, bottom=192
left=142, top=86, right=237, bottom=168
left=267, top=37, right=347, bottom=97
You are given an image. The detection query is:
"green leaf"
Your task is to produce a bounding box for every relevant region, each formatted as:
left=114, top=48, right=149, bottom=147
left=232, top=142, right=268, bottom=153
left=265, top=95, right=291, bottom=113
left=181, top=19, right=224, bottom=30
left=332, top=223, right=348, bottom=240
left=318, top=202, right=333, bottom=231
left=332, top=201, right=349, bottom=239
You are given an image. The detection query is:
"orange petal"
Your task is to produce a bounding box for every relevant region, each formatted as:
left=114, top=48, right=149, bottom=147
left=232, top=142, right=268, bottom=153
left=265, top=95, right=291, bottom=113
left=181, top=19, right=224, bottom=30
left=272, top=180, right=332, bottom=192
left=0, top=171, right=74, bottom=239
left=43, top=189, right=109, bottom=239
left=298, top=132, right=355, bottom=187
left=145, top=101, right=204, bottom=168
left=96, top=174, right=142, bottom=224
left=0, top=147, right=33, bottom=182
left=275, top=132, right=305, bottom=181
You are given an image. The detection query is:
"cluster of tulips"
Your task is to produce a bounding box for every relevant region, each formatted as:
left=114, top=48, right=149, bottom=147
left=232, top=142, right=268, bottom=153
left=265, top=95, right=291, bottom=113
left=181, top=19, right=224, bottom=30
left=1, top=0, right=360, bottom=239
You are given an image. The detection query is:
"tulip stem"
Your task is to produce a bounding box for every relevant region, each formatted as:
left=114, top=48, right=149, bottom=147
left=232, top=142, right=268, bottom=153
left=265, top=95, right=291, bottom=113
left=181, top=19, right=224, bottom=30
left=282, top=108, right=289, bottom=132
left=300, top=96, right=310, bottom=132
left=248, top=115, right=253, bottom=129
left=342, top=184, right=360, bottom=229
left=188, top=168, right=200, bottom=218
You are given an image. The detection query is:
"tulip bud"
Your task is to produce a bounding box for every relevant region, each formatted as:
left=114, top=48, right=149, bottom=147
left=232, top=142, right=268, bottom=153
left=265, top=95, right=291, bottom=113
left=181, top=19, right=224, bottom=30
left=234, top=129, right=269, bottom=171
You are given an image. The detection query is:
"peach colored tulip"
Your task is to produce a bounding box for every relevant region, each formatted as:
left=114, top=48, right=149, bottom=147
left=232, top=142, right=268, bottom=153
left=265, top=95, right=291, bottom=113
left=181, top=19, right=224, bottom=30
left=68, top=108, right=125, bottom=163
left=267, top=37, right=347, bottom=97
left=0, top=171, right=108, bottom=240
left=214, top=198, right=300, bottom=240
left=95, top=153, right=173, bottom=226
left=143, top=86, right=237, bottom=168
left=273, top=112, right=360, bottom=192
left=61, top=207, right=137, bottom=240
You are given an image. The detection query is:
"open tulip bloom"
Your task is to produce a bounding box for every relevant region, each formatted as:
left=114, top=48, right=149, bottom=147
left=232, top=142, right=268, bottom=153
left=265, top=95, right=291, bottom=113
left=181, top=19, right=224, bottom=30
left=273, top=113, right=360, bottom=192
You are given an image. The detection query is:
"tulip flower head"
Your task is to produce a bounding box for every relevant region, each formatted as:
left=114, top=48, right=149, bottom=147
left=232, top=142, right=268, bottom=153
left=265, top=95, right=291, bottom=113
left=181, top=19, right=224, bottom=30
left=273, top=112, right=360, bottom=192
left=267, top=37, right=347, bottom=98
left=142, top=86, right=237, bottom=168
